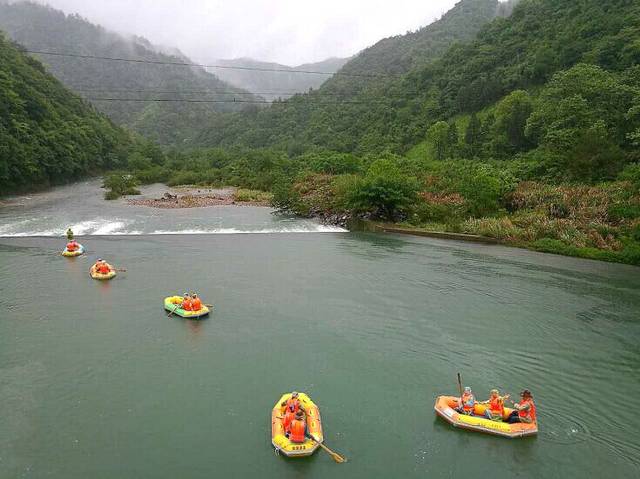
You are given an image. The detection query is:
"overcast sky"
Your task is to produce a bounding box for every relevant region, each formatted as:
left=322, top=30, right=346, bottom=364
left=37, top=0, right=463, bottom=66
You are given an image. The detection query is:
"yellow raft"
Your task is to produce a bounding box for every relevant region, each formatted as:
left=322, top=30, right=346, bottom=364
left=89, top=264, right=116, bottom=280
left=434, top=396, right=538, bottom=438
left=61, top=244, right=84, bottom=257
left=164, top=296, right=210, bottom=319
left=271, top=393, right=323, bottom=457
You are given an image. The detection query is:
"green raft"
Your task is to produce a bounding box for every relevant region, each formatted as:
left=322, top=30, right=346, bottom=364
left=164, top=296, right=210, bottom=319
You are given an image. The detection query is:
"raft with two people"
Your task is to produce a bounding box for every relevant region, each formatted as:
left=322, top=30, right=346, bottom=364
left=61, top=240, right=84, bottom=257
left=271, top=392, right=346, bottom=463
left=164, top=295, right=211, bottom=319
left=89, top=259, right=117, bottom=280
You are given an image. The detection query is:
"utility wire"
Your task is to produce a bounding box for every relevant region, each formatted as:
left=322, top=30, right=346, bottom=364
left=25, top=49, right=392, bottom=78
left=85, top=97, right=391, bottom=105
left=71, top=87, right=371, bottom=98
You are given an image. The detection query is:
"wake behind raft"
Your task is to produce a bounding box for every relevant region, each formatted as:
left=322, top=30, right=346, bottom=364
left=434, top=396, right=538, bottom=438
left=164, top=296, right=210, bottom=319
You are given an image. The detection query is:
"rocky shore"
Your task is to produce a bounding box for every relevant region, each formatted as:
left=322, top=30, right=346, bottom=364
left=126, top=187, right=271, bottom=209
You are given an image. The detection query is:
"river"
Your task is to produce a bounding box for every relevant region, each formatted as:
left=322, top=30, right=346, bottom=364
left=1, top=181, right=639, bottom=478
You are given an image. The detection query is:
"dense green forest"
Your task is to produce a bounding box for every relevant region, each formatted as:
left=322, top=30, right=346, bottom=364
left=112, top=0, right=640, bottom=264
left=212, top=57, right=349, bottom=99
left=0, top=33, right=153, bottom=194
left=0, top=0, right=256, bottom=145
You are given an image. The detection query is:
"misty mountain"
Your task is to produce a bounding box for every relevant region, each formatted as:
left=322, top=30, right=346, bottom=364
left=197, top=0, right=504, bottom=151
left=210, top=57, right=350, bottom=99
left=0, top=0, right=257, bottom=145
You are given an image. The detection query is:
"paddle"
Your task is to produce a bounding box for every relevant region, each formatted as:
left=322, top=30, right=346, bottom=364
left=167, top=303, right=180, bottom=317
left=115, top=268, right=127, bottom=272
left=457, top=372, right=463, bottom=398
left=306, top=435, right=347, bottom=463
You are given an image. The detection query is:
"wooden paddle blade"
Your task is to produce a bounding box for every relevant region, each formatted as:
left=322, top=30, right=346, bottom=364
left=319, top=443, right=347, bottom=463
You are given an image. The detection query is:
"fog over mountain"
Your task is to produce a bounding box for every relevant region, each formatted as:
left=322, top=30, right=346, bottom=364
left=28, top=0, right=468, bottom=65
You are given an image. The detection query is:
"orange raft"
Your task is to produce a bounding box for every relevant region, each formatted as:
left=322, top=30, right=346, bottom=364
left=271, top=393, right=323, bottom=457
left=434, top=396, right=538, bottom=438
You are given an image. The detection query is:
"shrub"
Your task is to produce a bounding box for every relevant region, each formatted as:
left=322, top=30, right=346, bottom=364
left=346, top=159, right=420, bottom=220
left=233, top=189, right=273, bottom=203
left=461, top=217, right=521, bottom=240
left=102, top=173, right=140, bottom=200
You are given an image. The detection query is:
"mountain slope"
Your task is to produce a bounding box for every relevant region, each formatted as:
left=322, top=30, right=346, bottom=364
left=0, top=0, right=256, bottom=145
left=196, top=0, right=504, bottom=152
left=0, top=33, right=135, bottom=194
left=211, top=57, right=349, bottom=98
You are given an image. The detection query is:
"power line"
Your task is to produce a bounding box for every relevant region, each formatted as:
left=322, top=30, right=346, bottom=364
left=85, top=97, right=390, bottom=105
left=25, top=49, right=389, bottom=78
left=71, top=87, right=366, bottom=98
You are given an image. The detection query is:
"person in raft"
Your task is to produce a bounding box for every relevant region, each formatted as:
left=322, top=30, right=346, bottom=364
left=190, top=293, right=202, bottom=311
left=281, top=391, right=305, bottom=414
left=456, top=386, right=476, bottom=415
left=181, top=293, right=192, bottom=311
left=94, top=259, right=112, bottom=274
left=66, top=228, right=74, bottom=240
left=286, top=410, right=308, bottom=444
left=66, top=239, right=80, bottom=252
left=506, top=389, right=536, bottom=424
left=479, top=389, right=510, bottom=421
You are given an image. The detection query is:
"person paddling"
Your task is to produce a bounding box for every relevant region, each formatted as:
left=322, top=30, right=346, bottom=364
left=456, top=386, right=476, bottom=415
left=66, top=228, right=74, bottom=240
left=480, top=389, right=509, bottom=421
left=66, top=240, right=79, bottom=252
left=507, top=390, right=537, bottom=424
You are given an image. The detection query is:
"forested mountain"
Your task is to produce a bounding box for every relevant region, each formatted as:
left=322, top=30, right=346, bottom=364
left=196, top=0, right=505, bottom=152
left=196, top=0, right=639, bottom=170
left=210, top=57, right=349, bottom=99
left=0, top=0, right=257, bottom=145
left=0, top=33, right=138, bottom=194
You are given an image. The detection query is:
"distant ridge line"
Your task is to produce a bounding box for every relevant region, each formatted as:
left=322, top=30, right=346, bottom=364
left=25, top=50, right=392, bottom=78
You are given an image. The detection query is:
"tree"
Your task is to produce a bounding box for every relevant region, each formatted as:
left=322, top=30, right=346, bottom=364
left=427, top=121, right=450, bottom=160
left=493, top=90, right=533, bottom=155
left=347, top=159, right=419, bottom=220
left=464, top=113, right=482, bottom=158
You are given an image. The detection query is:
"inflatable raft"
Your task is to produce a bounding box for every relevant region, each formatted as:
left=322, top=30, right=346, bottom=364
left=272, top=393, right=323, bottom=457
left=434, top=396, right=538, bottom=438
left=164, top=296, right=210, bottom=319
left=61, top=244, right=84, bottom=257
left=90, top=265, right=116, bottom=280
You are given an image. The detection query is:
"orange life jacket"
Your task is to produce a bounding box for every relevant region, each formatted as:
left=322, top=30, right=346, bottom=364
left=289, top=419, right=306, bottom=444
left=283, top=410, right=295, bottom=433
left=461, top=392, right=475, bottom=412
left=518, top=399, right=536, bottom=422
left=489, top=396, right=504, bottom=415
left=191, top=298, right=202, bottom=311
left=67, top=242, right=77, bottom=251
left=97, top=263, right=110, bottom=274
left=285, top=397, right=301, bottom=413
left=181, top=299, right=192, bottom=311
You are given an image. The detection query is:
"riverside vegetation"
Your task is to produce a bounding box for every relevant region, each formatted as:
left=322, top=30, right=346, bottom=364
left=2, top=0, right=640, bottom=264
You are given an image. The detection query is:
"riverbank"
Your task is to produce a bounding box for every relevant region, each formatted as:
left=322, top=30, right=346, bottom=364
left=278, top=176, right=640, bottom=266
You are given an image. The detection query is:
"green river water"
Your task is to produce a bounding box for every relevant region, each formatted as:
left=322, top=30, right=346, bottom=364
left=1, top=182, right=639, bottom=478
